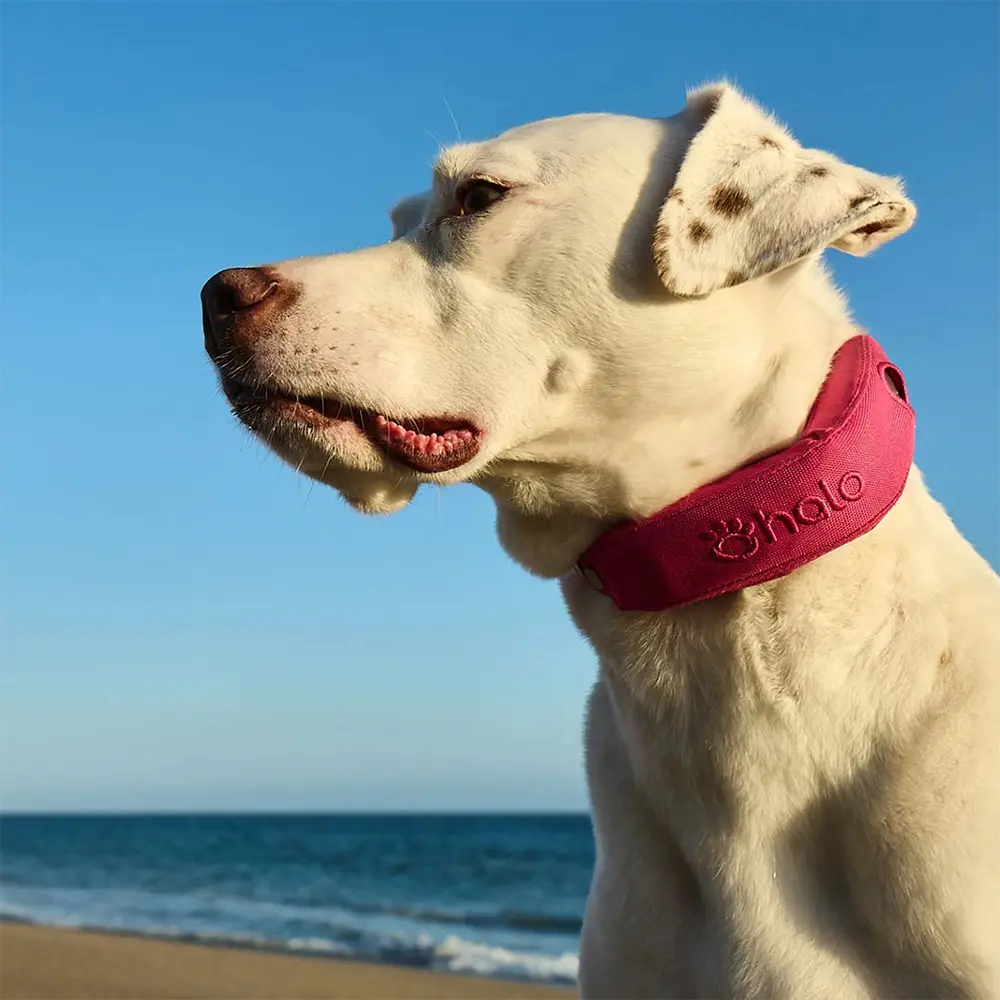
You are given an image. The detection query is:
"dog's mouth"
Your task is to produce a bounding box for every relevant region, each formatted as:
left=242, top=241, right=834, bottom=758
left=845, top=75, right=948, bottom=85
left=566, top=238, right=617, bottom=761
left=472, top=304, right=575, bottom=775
left=227, top=382, right=482, bottom=474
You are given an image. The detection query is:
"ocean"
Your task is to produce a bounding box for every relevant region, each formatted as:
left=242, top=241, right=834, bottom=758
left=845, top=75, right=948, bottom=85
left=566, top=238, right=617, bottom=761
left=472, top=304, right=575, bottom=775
left=0, top=813, right=593, bottom=986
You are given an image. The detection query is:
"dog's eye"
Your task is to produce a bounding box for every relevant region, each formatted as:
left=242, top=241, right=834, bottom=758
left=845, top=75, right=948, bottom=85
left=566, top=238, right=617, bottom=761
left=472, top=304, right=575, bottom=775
left=456, top=180, right=507, bottom=217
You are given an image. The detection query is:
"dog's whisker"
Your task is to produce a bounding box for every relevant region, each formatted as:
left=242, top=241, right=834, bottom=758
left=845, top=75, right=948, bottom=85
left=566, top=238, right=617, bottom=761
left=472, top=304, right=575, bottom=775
left=439, top=91, right=461, bottom=144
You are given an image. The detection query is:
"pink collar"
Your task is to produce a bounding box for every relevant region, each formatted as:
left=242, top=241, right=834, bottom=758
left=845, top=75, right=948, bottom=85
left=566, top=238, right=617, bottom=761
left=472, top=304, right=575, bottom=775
left=575, top=335, right=916, bottom=613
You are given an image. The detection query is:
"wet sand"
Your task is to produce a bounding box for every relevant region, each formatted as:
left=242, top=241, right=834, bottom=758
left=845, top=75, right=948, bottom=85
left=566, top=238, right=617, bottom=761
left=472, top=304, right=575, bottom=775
left=0, top=922, right=575, bottom=1000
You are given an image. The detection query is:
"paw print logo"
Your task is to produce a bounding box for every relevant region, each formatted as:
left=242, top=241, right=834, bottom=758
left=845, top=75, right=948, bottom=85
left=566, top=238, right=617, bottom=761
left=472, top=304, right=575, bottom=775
left=701, top=517, right=759, bottom=561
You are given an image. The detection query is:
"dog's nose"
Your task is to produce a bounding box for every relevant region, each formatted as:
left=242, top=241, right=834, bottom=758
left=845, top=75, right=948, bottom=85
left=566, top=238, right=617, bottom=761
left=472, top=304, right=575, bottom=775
left=201, top=267, right=284, bottom=356
left=203, top=267, right=278, bottom=316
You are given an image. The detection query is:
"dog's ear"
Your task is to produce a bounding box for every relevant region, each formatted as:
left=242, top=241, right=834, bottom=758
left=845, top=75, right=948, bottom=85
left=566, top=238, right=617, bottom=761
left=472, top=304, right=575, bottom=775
left=653, top=84, right=916, bottom=297
left=390, top=192, right=431, bottom=241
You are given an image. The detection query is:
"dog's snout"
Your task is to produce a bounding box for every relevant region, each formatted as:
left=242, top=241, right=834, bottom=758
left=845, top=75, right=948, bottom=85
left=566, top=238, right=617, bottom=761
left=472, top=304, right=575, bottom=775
left=201, top=267, right=299, bottom=357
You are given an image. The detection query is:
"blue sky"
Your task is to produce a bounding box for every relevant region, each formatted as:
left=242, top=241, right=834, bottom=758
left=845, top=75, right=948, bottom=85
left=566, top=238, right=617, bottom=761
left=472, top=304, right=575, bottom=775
left=1, top=3, right=997, bottom=812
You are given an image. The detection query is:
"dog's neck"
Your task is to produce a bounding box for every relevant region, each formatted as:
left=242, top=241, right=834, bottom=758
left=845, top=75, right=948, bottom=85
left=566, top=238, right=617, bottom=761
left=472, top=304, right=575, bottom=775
left=478, top=260, right=939, bottom=840
left=484, top=258, right=908, bottom=657
left=482, top=260, right=857, bottom=581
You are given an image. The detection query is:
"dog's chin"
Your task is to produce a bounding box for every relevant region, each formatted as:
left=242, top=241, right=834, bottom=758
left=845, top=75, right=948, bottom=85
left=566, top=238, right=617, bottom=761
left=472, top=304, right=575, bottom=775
left=298, top=460, right=419, bottom=516
left=340, top=480, right=418, bottom=515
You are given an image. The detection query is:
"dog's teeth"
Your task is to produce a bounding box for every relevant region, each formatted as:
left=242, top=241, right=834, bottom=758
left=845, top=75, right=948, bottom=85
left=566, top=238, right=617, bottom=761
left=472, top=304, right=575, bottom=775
left=370, top=415, right=476, bottom=464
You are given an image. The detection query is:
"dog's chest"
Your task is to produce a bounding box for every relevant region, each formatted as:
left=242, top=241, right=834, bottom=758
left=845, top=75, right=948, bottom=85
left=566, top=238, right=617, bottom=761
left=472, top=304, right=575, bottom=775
left=581, top=671, right=878, bottom=998
left=565, top=577, right=844, bottom=830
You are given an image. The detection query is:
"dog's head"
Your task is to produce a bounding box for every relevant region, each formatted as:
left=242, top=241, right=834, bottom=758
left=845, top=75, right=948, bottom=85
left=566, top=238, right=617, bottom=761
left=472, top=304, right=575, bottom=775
left=203, top=84, right=914, bottom=575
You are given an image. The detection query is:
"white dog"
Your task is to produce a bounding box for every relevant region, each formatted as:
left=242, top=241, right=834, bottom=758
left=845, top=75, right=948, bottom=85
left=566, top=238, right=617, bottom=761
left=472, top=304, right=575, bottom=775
left=203, top=84, right=1000, bottom=998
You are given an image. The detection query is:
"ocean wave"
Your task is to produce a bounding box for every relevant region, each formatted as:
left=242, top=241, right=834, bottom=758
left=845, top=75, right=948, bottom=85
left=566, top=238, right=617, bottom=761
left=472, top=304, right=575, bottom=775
left=0, top=814, right=590, bottom=986
left=435, top=934, right=579, bottom=983
left=2, top=880, right=581, bottom=936
left=0, top=896, right=579, bottom=985
left=351, top=900, right=582, bottom=935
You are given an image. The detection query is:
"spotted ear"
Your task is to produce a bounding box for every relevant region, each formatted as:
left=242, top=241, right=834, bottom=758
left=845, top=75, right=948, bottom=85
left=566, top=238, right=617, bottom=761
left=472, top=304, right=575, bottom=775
left=390, top=192, right=431, bottom=241
left=653, top=84, right=917, bottom=297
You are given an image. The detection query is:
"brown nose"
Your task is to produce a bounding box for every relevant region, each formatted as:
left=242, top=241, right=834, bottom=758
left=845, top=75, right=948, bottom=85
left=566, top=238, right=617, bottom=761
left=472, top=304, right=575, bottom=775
left=201, top=267, right=286, bottom=357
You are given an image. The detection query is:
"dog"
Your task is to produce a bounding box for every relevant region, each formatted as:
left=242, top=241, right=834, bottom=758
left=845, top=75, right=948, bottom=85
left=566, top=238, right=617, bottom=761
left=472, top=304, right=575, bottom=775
left=202, top=83, right=1000, bottom=998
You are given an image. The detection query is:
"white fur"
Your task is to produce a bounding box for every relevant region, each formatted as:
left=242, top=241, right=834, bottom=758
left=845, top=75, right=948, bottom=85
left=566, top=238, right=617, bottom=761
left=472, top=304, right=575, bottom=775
left=210, top=84, right=1000, bottom=998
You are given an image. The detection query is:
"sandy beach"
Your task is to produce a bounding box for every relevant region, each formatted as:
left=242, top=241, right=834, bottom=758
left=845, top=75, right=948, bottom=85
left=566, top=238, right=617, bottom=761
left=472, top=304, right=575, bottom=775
left=0, top=923, right=574, bottom=1000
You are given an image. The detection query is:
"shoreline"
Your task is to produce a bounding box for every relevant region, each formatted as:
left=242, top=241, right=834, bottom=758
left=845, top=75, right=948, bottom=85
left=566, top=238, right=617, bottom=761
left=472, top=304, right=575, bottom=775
left=0, top=921, right=575, bottom=999
left=0, top=914, right=577, bottom=976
